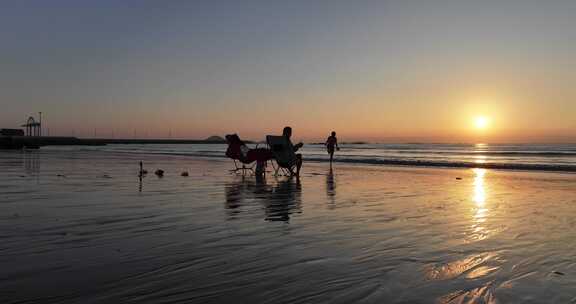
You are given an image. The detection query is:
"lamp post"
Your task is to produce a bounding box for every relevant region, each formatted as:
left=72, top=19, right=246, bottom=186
left=38, top=112, right=42, bottom=137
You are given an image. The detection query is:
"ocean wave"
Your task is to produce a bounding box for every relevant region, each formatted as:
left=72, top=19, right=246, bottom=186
left=389, top=150, right=576, bottom=157
left=90, top=148, right=576, bottom=173
left=311, top=157, right=576, bottom=172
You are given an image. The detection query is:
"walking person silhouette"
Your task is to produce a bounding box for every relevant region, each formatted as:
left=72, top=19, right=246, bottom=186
left=325, top=131, right=339, bottom=166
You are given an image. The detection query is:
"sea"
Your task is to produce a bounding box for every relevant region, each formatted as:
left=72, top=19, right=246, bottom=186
left=51, top=142, right=576, bottom=173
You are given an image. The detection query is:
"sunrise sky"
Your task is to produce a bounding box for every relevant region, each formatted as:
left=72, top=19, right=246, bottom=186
left=1, top=1, right=575, bottom=143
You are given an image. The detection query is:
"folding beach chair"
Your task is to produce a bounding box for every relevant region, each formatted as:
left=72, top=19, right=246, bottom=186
left=226, top=134, right=273, bottom=175
left=225, top=134, right=255, bottom=174
left=266, top=135, right=299, bottom=176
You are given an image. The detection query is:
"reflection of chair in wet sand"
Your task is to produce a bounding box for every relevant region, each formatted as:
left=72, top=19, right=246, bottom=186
left=224, top=176, right=301, bottom=222
left=225, top=134, right=273, bottom=175
left=224, top=175, right=270, bottom=219
left=265, top=178, right=302, bottom=222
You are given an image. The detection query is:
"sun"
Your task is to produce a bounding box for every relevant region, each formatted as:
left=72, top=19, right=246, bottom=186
left=474, top=116, right=490, bottom=130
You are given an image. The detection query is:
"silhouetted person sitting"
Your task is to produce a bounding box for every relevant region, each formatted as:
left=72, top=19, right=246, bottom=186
left=282, top=126, right=303, bottom=177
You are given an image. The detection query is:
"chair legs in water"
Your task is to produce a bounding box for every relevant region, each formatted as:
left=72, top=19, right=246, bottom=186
left=231, top=160, right=268, bottom=176
left=231, top=160, right=254, bottom=175
left=270, top=161, right=296, bottom=177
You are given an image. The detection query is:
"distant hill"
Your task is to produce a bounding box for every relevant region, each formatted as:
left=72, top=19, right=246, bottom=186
left=205, top=135, right=226, bottom=142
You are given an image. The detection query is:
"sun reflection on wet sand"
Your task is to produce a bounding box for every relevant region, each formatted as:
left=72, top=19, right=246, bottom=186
left=473, top=168, right=487, bottom=206
left=424, top=252, right=498, bottom=281
left=431, top=168, right=503, bottom=303
left=471, top=168, right=489, bottom=241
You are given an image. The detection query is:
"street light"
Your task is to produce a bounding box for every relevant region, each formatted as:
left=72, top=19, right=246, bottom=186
left=38, top=112, right=42, bottom=137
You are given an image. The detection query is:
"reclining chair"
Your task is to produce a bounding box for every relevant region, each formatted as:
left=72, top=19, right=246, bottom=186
left=225, top=134, right=273, bottom=175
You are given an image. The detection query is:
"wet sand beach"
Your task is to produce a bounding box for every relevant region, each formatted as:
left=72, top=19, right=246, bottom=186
left=1, top=149, right=576, bottom=303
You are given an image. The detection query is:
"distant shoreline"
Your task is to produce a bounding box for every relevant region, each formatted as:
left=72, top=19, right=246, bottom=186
left=0, top=136, right=228, bottom=149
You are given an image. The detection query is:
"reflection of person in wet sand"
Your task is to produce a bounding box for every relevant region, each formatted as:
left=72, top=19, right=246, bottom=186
left=326, top=167, right=336, bottom=208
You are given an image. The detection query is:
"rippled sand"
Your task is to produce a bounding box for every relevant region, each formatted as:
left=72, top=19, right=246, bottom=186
left=1, top=149, right=576, bottom=303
